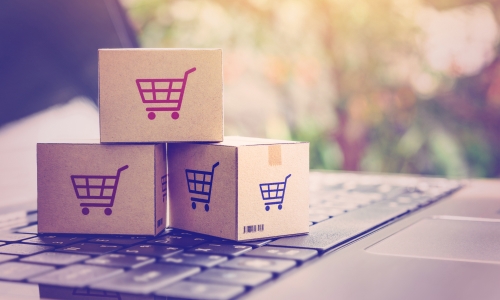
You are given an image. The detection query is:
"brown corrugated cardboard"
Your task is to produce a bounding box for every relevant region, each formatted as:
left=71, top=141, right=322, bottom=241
left=98, top=48, right=223, bottom=143
left=168, top=136, right=309, bottom=241
left=37, top=140, right=166, bottom=235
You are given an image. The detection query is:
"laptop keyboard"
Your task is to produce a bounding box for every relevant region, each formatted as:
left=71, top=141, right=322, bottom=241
left=0, top=172, right=461, bottom=299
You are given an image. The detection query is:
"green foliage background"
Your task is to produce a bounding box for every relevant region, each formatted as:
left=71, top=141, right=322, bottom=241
left=122, top=0, right=500, bottom=178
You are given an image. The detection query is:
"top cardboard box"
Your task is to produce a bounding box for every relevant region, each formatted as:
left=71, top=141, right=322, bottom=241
left=99, top=48, right=223, bottom=143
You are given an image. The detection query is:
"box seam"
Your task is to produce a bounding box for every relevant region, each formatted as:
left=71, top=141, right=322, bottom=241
left=220, top=49, right=224, bottom=141
left=98, top=50, right=103, bottom=142
left=154, top=145, right=157, bottom=235
left=235, top=147, right=238, bottom=240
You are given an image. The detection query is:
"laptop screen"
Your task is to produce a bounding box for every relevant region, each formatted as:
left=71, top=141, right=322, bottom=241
left=0, top=0, right=138, bottom=209
left=0, top=0, right=138, bottom=126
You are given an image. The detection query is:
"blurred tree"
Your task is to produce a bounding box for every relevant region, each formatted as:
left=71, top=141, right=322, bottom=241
left=122, top=0, right=500, bottom=177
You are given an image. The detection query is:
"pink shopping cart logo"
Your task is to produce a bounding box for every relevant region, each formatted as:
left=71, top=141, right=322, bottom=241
left=70, top=165, right=129, bottom=216
left=136, top=67, right=196, bottom=121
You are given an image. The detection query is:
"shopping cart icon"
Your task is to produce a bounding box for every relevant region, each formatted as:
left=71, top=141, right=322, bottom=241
left=185, top=162, right=219, bottom=212
left=259, top=174, right=291, bottom=211
left=70, top=165, right=129, bottom=216
left=136, top=67, right=196, bottom=121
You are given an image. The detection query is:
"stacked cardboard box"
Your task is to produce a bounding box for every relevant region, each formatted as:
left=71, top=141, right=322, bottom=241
left=37, top=49, right=309, bottom=241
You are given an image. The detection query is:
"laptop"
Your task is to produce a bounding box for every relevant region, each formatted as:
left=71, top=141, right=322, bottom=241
left=1, top=1, right=500, bottom=299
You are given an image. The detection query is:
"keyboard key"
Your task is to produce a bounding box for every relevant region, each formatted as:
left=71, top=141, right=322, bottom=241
left=21, top=252, right=90, bottom=266
left=187, top=243, right=252, bottom=257
left=0, top=254, right=18, bottom=263
left=156, top=281, right=245, bottom=300
left=241, top=239, right=273, bottom=247
left=212, top=238, right=239, bottom=243
left=0, top=243, right=53, bottom=255
left=220, top=257, right=296, bottom=274
left=0, top=262, right=54, bottom=281
left=40, top=286, right=121, bottom=299
left=386, top=200, right=419, bottom=211
left=309, top=214, right=330, bottom=223
left=309, top=207, right=345, bottom=217
left=14, top=224, right=38, bottom=234
left=168, top=229, right=205, bottom=237
left=245, top=246, right=318, bottom=262
left=118, top=244, right=183, bottom=258
left=330, top=202, right=361, bottom=211
left=29, top=264, right=123, bottom=288
left=0, top=221, right=30, bottom=233
left=190, top=268, right=272, bottom=287
left=56, top=243, right=122, bottom=255
left=0, top=281, right=42, bottom=299
left=270, top=202, right=409, bottom=251
left=0, top=232, right=35, bottom=242
left=85, top=254, right=155, bottom=269
left=148, top=235, right=207, bottom=248
left=90, top=263, right=200, bottom=294
left=22, top=235, right=86, bottom=246
left=161, top=253, right=227, bottom=268
left=88, top=236, right=148, bottom=246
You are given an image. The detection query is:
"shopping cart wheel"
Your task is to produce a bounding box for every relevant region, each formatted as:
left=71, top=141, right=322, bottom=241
left=265, top=205, right=270, bottom=211
left=192, top=202, right=196, bottom=209
left=104, top=208, right=112, bottom=216
left=148, top=112, right=156, bottom=120
left=82, top=207, right=89, bottom=215
left=171, top=112, right=179, bottom=120
left=278, top=205, right=283, bottom=210
left=205, top=204, right=209, bottom=212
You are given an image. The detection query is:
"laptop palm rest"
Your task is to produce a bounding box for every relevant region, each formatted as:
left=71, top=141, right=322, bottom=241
left=366, top=216, right=500, bottom=264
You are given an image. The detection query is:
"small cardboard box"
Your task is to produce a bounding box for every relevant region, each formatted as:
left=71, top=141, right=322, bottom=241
left=168, top=136, right=309, bottom=241
left=37, top=140, right=167, bottom=235
left=99, top=48, right=223, bottom=143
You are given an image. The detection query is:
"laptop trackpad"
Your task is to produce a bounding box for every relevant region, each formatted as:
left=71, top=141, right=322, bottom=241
left=366, top=216, right=500, bottom=264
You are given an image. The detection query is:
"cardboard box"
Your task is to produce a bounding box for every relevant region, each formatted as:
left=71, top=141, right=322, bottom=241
left=168, top=136, right=309, bottom=241
left=37, top=140, right=166, bottom=235
left=98, top=48, right=223, bottom=143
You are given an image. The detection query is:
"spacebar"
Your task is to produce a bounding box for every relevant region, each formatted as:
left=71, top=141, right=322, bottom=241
left=269, top=203, right=409, bottom=252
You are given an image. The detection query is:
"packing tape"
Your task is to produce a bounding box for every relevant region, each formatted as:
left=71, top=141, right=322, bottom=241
left=268, top=144, right=282, bottom=166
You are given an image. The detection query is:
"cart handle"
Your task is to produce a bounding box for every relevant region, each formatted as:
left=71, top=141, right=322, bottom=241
left=212, top=162, right=220, bottom=171
left=184, top=67, right=197, bottom=78
left=284, top=174, right=292, bottom=182
left=116, top=165, right=129, bottom=176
